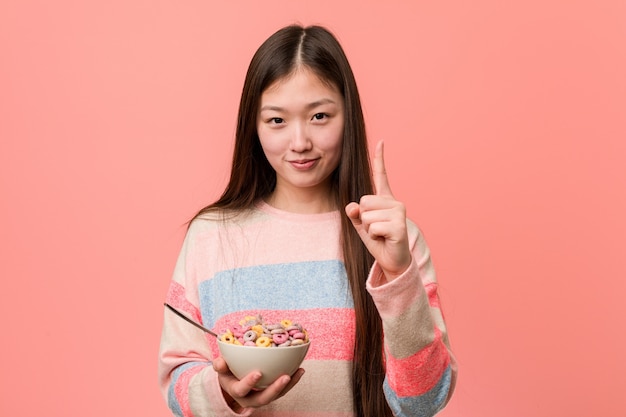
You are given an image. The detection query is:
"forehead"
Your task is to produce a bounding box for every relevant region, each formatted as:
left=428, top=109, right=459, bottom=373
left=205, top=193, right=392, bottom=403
left=261, top=68, right=341, bottom=101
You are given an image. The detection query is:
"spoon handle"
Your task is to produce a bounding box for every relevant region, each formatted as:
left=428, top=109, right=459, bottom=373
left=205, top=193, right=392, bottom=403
left=164, top=303, right=218, bottom=338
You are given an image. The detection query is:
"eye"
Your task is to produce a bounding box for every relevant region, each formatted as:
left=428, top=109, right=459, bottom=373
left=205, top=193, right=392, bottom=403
left=269, top=117, right=284, bottom=124
left=312, top=113, right=328, bottom=121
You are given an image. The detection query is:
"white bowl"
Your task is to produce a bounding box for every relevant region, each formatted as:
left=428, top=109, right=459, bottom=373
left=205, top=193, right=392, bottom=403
left=217, top=340, right=310, bottom=389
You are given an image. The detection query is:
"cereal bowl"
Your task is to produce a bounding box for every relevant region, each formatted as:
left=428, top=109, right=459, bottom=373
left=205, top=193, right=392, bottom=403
left=217, top=340, right=310, bottom=389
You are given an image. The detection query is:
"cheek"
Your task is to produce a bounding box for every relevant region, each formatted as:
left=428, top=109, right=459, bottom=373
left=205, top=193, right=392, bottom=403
left=329, top=146, right=343, bottom=169
left=257, top=127, right=280, bottom=158
left=324, top=125, right=344, bottom=155
left=323, top=130, right=344, bottom=169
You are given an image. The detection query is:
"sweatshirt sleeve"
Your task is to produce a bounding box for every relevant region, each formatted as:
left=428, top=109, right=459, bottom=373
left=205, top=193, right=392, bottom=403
left=366, top=221, right=457, bottom=417
left=158, top=221, right=253, bottom=417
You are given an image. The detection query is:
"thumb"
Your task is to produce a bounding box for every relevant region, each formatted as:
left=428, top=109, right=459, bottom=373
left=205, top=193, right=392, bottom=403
left=345, top=202, right=362, bottom=226
left=212, top=356, right=229, bottom=373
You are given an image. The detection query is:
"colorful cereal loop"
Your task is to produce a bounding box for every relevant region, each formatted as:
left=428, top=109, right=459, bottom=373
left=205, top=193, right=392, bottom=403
left=255, top=336, right=272, bottom=347
left=220, top=331, right=236, bottom=344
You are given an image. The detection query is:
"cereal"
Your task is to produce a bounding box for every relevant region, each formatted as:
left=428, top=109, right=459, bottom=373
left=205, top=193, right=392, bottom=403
left=291, top=331, right=306, bottom=340
left=255, top=336, right=272, bottom=347
left=251, top=325, right=264, bottom=336
left=231, top=324, right=246, bottom=338
left=220, top=331, right=235, bottom=344
left=219, top=314, right=309, bottom=347
left=272, top=333, right=289, bottom=345
left=243, top=330, right=257, bottom=342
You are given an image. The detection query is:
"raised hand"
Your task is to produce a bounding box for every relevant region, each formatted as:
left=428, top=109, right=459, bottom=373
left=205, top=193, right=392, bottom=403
left=345, top=141, right=411, bottom=282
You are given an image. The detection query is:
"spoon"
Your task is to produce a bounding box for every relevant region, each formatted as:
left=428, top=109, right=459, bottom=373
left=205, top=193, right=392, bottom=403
left=164, top=303, right=219, bottom=338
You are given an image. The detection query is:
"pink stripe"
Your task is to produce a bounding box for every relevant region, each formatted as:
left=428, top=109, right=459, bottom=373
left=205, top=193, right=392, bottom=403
left=385, top=328, right=450, bottom=396
left=209, top=308, right=355, bottom=361
left=425, top=282, right=440, bottom=308
left=175, top=365, right=204, bottom=417
left=165, top=281, right=202, bottom=322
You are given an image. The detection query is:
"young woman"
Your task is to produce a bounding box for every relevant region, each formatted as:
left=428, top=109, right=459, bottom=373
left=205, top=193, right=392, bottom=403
left=159, top=24, right=457, bottom=417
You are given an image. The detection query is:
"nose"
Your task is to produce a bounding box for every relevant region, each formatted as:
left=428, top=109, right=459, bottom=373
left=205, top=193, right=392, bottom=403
left=289, top=122, right=312, bottom=153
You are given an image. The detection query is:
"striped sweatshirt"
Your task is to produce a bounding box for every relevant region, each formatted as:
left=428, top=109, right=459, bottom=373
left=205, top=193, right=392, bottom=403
left=158, top=201, right=457, bottom=417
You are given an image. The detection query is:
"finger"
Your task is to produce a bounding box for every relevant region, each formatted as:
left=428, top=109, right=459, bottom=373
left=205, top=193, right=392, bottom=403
left=373, top=140, right=393, bottom=196
left=345, top=202, right=362, bottom=225
left=213, top=357, right=261, bottom=398
left=246, top=374, right=292, bottom=405
left=276, top=368, right=305, bottom=399
left=212, top=357, right=229, bottom=373
left=229, top=371, right=263, bottom=399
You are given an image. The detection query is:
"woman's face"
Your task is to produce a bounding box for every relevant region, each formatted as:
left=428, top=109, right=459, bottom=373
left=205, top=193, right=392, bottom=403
left=257, top=68, right=344, bottom=208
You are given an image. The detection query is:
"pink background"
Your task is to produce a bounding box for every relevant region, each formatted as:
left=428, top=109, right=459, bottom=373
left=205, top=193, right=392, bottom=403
left=1, top=1, right=625, bottom=416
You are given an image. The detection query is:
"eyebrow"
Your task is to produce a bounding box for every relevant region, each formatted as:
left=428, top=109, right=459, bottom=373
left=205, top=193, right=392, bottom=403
left=259, top=98, right=338, bottom=112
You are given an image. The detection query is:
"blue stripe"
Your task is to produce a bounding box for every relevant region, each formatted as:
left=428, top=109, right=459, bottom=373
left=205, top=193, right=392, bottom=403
left=198, top=260, right=353, bottom=328
left=383, top=364, right=452, bottom=417
left=167, top=361, right=207, bottom=416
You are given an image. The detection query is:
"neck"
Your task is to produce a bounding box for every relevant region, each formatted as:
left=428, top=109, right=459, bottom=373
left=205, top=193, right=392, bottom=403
left=265, top=186, right=337, bottom=214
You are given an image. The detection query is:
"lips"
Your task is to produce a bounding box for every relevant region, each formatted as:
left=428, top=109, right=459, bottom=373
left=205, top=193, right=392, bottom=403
left=289, top=158, right=318, bottom=170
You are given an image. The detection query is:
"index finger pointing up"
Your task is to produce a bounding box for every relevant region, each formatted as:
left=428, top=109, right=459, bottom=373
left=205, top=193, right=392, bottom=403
left=373, top=140, right=393, bottom=196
